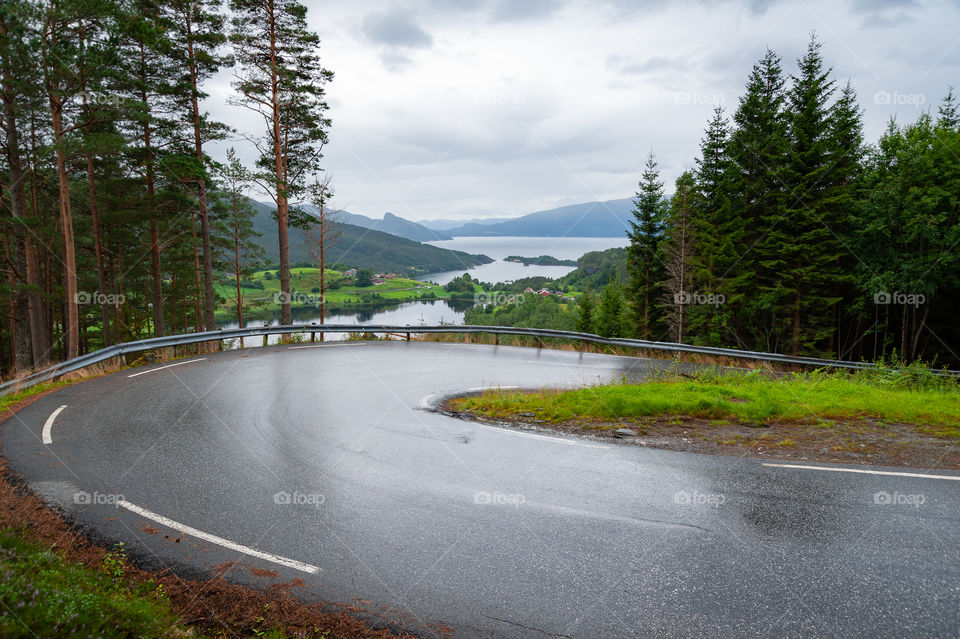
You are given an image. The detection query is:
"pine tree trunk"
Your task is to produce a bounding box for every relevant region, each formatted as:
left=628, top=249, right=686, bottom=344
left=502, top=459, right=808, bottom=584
left=141, top=44, right=163, bottom=337
left=1, top=51, right=34, bottom=371
left=49, top=102, right=79, bottom=359
left=233, top=216, right=243, bottom=329
left=186, top=11, right=216, bottom=332
left=85, top=153, right=110, bottom=345
left=268, top=11, right=292, bottom=330
left=150, top=220, right=163, bottom=336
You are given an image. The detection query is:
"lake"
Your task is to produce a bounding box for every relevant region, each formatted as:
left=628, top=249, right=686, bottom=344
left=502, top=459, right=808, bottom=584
left=220, top=236, right=627, bottom=344
left=419, top=236, right=628, bottom=285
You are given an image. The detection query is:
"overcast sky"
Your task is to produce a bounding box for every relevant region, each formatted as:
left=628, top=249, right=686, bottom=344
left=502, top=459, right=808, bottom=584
left=204, top=0, right=960, bottom=223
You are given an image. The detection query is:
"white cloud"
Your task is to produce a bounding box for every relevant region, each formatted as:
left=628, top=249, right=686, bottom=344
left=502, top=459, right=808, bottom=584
left=201, top=0, right=960, bottom=222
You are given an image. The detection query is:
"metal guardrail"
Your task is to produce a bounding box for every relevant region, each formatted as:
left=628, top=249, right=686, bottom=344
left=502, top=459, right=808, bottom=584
left=1, top=323, right=956, bottom=396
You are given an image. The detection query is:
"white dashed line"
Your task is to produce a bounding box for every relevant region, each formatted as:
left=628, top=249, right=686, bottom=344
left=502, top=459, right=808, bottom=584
left=127, top=358, right=207, bottom=378
left=762, top=462, right=960, bottom=481
left=118, top=500, right=320, bottom=574
left=41, top=405, right=67, bottom=445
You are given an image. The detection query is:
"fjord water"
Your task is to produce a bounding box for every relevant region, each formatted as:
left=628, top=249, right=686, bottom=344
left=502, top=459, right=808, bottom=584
left=223, top=236, right=628, bottom=344
left=419, top=236, right=628, bottom=285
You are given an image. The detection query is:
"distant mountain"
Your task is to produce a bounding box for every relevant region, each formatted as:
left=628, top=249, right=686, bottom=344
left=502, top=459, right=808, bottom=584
left=446, top=198, right=634, bottom=237
left=249, top=201, right=491, bottom=275
left=419, top=216, right=517, bottom=231
left=334, top=210, right=453, bottom=242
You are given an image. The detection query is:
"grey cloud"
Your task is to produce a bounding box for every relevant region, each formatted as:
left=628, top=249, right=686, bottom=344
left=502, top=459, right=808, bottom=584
left=361, top=7, right=433, bottom=49
left=607, top=54, right=690, bottom=75
left=490, top=0, right=562, bottom=22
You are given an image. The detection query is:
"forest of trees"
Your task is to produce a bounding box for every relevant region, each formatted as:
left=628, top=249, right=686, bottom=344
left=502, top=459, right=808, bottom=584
left=619, top=36, right=960, bottom=366
left=0, top=0, right=332, bottom=375
left=2, top=12, right=958, bottom=377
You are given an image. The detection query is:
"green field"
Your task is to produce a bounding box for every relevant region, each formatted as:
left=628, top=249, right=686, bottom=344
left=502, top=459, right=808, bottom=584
left=215, top=267, right=456, bottom=317
left=453, top=366, right=960, bottom=438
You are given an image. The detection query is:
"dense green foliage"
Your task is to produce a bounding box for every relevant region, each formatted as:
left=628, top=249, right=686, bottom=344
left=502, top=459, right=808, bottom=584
left=0, top=533, right=185, bottom=637
left=465, top=294, right=576, bottom=331
left=619, top=36, right=960, bottom=364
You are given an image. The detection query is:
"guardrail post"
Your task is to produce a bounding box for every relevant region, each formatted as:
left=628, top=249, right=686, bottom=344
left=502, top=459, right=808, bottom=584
left=494, top=333, right=499, bottom=346
left=537, top=336, right=543, bottom=349
left=263, top=322, right=269, bottom=347
left=406, top=332, right=410, bottom=341
left=310, top=322, right=316, bottom=343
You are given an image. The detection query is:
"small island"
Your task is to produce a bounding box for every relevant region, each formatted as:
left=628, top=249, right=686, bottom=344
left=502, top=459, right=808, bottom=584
left=504, top=255, right=578, bottom=267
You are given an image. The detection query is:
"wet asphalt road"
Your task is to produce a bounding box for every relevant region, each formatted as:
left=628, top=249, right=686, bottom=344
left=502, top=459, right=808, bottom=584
left=3, top=341, right=959, bottom=638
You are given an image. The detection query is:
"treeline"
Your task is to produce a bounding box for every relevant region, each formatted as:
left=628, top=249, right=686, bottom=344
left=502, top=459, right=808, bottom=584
left=621, top=36, right=960, bottom=365
left=0, top=0, right=332, bottom=376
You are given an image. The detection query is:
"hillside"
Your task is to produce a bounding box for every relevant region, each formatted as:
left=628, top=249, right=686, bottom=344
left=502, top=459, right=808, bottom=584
left=250, top=201, right=492, bottom=275
left=334, top=210, right=453, bottom=242
left=446, top=198, right=634, bottom=237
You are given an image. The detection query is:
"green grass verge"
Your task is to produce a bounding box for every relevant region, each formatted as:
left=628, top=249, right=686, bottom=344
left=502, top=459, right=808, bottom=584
left=0, top=533, right=189, bottom=638
left=455, top=365, right=960, bottom=439
left=0, top=381, right=72, bottom=413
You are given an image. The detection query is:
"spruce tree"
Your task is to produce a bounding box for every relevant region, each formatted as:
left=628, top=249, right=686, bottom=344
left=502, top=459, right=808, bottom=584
left=596, top=282, right=626, bottom=338
left=576, top=289, right=595, bottom=334
left=626, top=151, right=666, bottom=339
left=689, top=106, right=746, bottom=346
left=937, top=87, right=959, bottom=129
left=727, top=48, right=789, bottom=351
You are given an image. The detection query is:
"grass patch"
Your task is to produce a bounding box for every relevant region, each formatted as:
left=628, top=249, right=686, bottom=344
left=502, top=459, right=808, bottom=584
left=454, top=364, right=960, bottom=436
left=0, top=533, right=187, bottom=638
left=0, top=381, right=72, bottom=413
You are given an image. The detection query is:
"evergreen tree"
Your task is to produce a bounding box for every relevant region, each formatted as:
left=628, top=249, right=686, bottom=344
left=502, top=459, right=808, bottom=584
left=727, top=47, right=789, bottom=351
left=166, top=0, right=231, bottom=332
left=576, top=289, right=595, bottom=334
left=765, top=34, right=841, bottom=355
left=688, top=106, right=745, bottom=346
left=212, top=148, right=262, bottom=328
left=938, top=87, right=959, bottom=129
left=661, top=171, right=696, bottom=343
left=230, top=0, right=333, bottom=329
left=596, top=282, right=626, bottom=338
left=626, top=151, right=666, bottom=339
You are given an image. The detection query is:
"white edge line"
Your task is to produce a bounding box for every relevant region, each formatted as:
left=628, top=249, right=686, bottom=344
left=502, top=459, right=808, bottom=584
left=418, top=393, right=436, bottom=409
left=117, top=500, right=320, bottom=574
left=41, top=405, right=67, bottom=445
left=476, top=423, right=605, bottom=449
left=762, top=462, right=960, bottom=481
left=127, top=358, right=207, bottom=378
